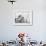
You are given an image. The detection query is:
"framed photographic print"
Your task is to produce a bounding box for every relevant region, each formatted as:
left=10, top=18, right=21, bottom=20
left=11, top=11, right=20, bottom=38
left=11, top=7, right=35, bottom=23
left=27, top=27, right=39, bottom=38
left=12, top=9, right=33, bottom=26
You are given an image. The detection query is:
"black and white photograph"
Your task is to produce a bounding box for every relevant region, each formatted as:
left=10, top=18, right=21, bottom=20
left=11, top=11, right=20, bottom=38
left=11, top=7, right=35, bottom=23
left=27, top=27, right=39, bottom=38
left=13, top=9, right=33, bottom=26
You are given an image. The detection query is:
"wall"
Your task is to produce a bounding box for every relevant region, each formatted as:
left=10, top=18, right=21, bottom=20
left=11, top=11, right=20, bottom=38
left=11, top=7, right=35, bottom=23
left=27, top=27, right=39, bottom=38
left=0, top=0, right=46, bottom=41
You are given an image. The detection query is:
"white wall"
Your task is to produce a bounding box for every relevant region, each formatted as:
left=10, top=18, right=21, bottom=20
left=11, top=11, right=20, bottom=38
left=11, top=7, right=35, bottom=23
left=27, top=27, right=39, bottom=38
left=0, top=0, right=46, bottom=41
